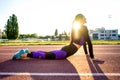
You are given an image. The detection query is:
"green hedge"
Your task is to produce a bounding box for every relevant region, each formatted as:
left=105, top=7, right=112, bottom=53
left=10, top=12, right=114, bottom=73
left=0, top=40, right=120, bottom=46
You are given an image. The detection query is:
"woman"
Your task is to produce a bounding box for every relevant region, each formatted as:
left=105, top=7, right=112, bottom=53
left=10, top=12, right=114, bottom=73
left=12, top=13, right=94, bottom=60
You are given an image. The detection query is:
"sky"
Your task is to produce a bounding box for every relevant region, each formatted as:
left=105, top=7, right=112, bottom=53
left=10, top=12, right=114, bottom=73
left=0, top=0, right=120, bottom=36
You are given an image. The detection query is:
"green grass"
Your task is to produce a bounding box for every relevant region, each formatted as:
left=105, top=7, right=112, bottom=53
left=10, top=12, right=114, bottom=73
left=0, top=40, right=70, bottom=46
left=92, top=40, right=120, bottom=45
left=0, top=40, right=120, bottom=46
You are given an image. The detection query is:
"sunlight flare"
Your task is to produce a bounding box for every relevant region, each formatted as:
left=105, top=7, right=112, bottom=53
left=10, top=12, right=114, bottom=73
left=73, top=21, right=81, bottom=31
left=73, top=21, right=81, bottom=39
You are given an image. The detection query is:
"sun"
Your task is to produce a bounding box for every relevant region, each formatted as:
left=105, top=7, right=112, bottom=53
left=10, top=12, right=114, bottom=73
left=73, top=21, right=81, bottom=31
left=72, top=21, right=81, bottom=39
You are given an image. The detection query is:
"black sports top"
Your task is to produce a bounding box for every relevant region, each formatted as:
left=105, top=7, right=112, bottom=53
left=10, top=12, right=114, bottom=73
left=71, top=25, right=88, bottom=45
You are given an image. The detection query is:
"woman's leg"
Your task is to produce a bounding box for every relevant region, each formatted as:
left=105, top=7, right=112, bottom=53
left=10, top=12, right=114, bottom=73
left=27, top=50, right=66, bottom=60
left=14, top=44, right=78, bottom=60
left=51, top=50, right=67, bottom=59
left=21, top=49, right=65, bottom=60
left=45, top=52, right=55, bottom=59
left=21, top=53, right=32, bottom=59
left=26, top=51, right=55, bottom=60
left=61, top=44, right=78, bottom=57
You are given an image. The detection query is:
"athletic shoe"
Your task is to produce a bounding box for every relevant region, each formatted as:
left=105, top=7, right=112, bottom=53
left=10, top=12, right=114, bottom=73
left=12, top=49, right=25, bottom=60
left=24, top=48, right=29, bottom=53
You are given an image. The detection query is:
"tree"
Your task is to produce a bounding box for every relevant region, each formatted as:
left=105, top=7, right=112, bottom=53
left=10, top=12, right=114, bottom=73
left=58, top=34, right=62, bottom=40
left=4, top=14, right=19, bottom=39
left=0, top=29, right=2, bottom=39
left=54, top=29, right=58, bottom=36
left=2, top=30, right=7, bottom=39
left=62, top=31, right=68, bottom=40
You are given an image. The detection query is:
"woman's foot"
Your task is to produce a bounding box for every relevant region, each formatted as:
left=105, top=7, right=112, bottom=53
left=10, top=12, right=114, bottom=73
left=12, top=48, right=30, bottom=60
left=12, top=49, right=25, bottom=60
left=24, top=48, right=29, bottom=53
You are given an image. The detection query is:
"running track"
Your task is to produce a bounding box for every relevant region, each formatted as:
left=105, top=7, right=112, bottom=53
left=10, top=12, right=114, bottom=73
left=0, top=45, right=120, bottom=80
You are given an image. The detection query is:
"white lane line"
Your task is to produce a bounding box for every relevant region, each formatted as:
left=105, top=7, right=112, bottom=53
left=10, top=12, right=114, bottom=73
left=0, top=72, right=120, bottom=76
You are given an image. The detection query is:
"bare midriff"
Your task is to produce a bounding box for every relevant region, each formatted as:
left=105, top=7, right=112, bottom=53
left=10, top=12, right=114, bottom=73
left=73, top=42, right=81, bottom=49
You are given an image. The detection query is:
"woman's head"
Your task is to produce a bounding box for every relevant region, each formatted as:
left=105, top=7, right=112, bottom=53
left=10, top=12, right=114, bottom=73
left=74, top=13, right=86, bottom=25
left=71, top=13, right=86, bottom=41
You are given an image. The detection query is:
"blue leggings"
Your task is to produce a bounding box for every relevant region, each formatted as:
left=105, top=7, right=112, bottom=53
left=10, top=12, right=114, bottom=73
left=28, top=44, right=78, bottom=60
left=31, top=50, right=67, bottom=60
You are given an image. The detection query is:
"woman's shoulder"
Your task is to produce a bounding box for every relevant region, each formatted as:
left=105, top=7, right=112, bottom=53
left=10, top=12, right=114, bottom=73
left=82, top=25, right=88, bottom=33
left=83, top=25, right=87, bottom=28
left=82, top=25, right=88, bottom=30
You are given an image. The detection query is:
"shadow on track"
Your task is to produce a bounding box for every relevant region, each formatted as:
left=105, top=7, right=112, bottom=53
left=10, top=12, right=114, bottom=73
left=86, top=56, right=109, bottom=80
left=0, top=59, right=80, bottom=80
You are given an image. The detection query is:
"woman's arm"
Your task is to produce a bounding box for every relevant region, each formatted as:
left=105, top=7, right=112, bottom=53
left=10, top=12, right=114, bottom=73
left=84, top=26, right=94, bottom=59
left=83, top=42, right=88, bottom=54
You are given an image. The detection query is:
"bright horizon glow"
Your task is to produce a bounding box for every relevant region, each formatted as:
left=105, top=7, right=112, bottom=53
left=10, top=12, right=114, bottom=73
left=0, top=0, right=120, bottom=36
